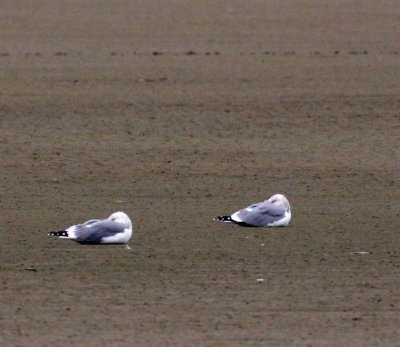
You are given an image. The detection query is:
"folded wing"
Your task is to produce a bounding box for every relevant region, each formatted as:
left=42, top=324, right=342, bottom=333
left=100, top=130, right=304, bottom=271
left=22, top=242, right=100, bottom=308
left=73, top=220, right=126, bottom=244
left=231, top=201, right=286, bottom=227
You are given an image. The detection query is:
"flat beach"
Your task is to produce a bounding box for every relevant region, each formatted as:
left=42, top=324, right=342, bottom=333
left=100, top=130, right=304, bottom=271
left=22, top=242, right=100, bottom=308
left=1, top=1, right=399, bottom=346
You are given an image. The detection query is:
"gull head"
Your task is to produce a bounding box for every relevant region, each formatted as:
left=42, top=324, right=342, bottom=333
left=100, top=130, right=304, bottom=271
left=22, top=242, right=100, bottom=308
left=268, top=194, right=291, bottom=211
left=108, top=211, right=132, bottom=229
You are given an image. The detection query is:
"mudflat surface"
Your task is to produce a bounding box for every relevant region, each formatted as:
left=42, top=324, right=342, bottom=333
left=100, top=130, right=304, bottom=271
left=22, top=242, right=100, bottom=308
left=1, top=1, right=399, bottom=346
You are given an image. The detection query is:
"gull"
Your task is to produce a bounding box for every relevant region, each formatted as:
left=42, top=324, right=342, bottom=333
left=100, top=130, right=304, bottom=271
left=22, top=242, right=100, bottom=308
left=48, top=211, right=133, bottom=244
left=214, top=194, right=291, bottom=227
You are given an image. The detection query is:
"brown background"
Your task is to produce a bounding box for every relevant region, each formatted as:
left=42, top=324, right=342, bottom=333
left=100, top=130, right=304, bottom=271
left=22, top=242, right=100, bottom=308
left=1, top=1, right=399, bottom=346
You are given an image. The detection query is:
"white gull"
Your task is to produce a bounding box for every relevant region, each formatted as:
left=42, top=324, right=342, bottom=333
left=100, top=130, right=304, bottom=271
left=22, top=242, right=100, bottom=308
left=48, top=211, right=133, bottom=244
left=215, top=194, right=291, bottom=227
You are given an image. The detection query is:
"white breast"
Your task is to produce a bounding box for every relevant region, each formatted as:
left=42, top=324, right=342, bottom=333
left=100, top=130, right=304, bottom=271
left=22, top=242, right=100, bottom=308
left=268, top=211, right=291, bottom=227
left=100, top=227, right=132, bottom=244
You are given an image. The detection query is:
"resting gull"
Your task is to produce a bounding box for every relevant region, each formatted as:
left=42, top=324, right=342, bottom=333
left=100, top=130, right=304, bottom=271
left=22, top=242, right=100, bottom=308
left=215, top=194, right=291, bottom=227
left=48, top=211, right=133, bottom=244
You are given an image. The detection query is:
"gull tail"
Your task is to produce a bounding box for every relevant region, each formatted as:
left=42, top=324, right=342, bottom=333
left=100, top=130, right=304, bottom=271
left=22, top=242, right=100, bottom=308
left=214, top=215, right=233, bottom=223
left=48, top=230, right=69, bottom=238
left=214, top=215, right=255, bottom=227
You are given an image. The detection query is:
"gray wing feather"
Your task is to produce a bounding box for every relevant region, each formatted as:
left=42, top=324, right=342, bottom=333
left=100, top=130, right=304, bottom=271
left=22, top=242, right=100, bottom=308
left=74, top=220, right=125, bottom=243
left=233, top=201, right=286, bottom=227
left=84, top=219, right=100, bottom=225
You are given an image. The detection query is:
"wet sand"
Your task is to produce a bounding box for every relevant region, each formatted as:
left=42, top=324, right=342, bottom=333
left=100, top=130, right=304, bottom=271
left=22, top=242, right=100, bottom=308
left=1, top=1, right=399, bottom=346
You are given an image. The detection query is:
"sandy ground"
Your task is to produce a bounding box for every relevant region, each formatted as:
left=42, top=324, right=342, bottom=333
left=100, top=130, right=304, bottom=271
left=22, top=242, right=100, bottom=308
left=1, top=1, right=400, bottom=346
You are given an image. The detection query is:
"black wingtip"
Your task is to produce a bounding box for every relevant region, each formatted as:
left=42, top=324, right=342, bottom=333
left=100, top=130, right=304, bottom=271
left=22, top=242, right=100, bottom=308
left=214, top=215, right=233, bottom=222
left=214, top=216, right=256, bottom=227
left=48, top=230, right=68, bottom=237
